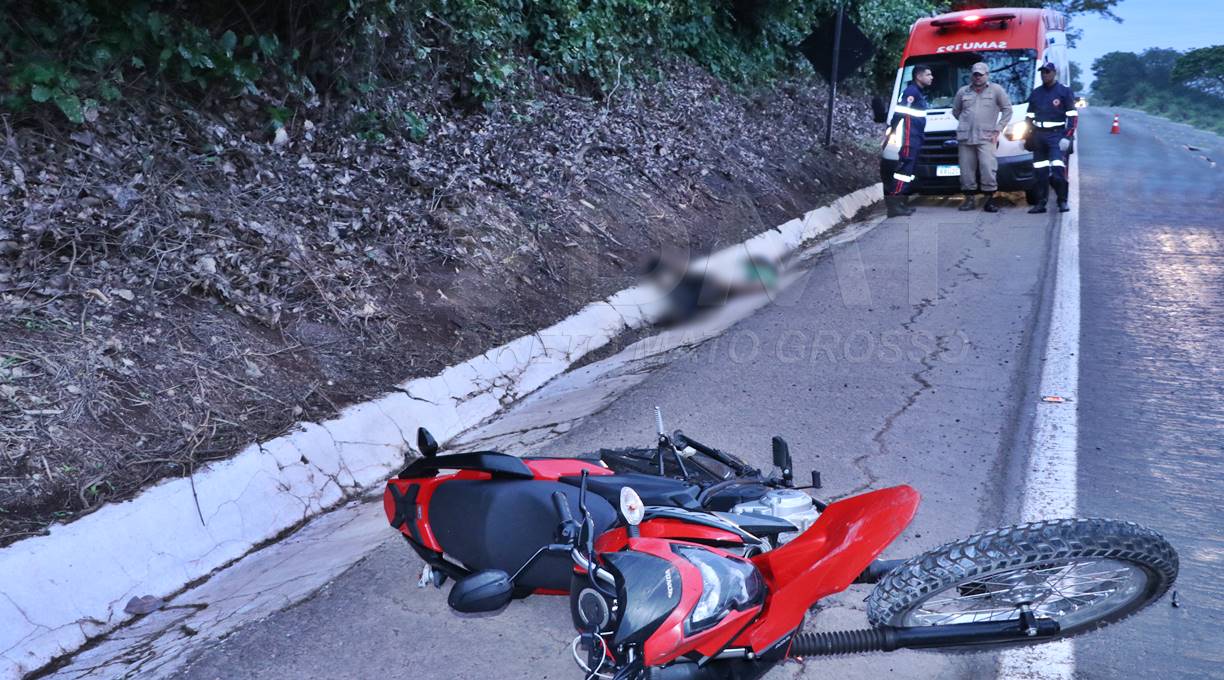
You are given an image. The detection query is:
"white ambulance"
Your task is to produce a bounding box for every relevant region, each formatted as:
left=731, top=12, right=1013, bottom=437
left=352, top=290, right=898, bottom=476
left=875, top=8, right=1071, bottom=197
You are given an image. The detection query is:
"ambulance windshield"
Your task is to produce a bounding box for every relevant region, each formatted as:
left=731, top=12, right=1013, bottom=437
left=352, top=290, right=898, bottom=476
left=901, top=49, right=1038, bottom=109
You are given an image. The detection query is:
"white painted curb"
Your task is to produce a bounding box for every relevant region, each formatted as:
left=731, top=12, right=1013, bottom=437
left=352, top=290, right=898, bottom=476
left=0, top=183, right=882, bottom=679
left=996, top=143, right=1082, bottom=680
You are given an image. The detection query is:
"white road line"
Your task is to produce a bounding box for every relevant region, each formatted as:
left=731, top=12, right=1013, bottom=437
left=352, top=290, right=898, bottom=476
left=997, top=149, right=1082, bottom=680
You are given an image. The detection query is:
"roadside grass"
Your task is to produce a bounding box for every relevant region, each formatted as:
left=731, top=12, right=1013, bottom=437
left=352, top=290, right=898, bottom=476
left=1119, top=89, right=1224, bottom=137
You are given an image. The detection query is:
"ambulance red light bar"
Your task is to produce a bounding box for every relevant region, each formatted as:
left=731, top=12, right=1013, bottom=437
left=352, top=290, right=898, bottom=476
left=931, top=13, right=1016, bottom=28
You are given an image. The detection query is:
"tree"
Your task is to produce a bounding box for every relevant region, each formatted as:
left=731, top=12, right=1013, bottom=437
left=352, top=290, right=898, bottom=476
left=948, top=0, right=1121, bottom=20
left=1140, top=48, right=1182, bottom=90
left=1172, top=45, right=1224, bottom=97
left=1069, top=61, right=1084, bottom=92
left=946, top=1, right=1121, bottom=47
left=1091, top=51, right=1144, bottom=104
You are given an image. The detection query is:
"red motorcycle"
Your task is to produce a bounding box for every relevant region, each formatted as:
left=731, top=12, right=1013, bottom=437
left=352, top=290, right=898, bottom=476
left=384, top=418, right=1178, bottom=680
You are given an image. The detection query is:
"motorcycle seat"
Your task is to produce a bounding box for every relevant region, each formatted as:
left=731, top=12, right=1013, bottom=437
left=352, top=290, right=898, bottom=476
left=429, top=479, right=616, bottom=591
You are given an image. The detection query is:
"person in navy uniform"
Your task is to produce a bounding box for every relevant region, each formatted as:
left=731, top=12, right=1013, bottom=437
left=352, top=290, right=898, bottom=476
left=1024, top=62, right=1079, bottom=213
left=884, top=65, right=933, bottom=218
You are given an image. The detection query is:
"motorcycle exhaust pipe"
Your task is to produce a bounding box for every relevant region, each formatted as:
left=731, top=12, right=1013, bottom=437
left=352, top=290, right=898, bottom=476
left=788, top=619, right=1061, bottom=657
left=852, top=559, right=905, bottom=584
left=646, top=662, right=708, bottom=680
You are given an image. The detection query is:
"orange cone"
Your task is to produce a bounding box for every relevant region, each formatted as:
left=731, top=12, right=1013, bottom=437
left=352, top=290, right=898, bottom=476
left=1110, top=114, right=1120, bottom=134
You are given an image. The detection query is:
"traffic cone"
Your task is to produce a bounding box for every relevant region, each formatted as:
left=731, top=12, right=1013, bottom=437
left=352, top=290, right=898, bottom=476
left=1110, top=114, right=1120, bottom=134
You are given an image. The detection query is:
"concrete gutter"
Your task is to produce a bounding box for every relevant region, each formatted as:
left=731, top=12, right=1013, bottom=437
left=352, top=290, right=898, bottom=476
left=0, top=183, right=881, bottom=679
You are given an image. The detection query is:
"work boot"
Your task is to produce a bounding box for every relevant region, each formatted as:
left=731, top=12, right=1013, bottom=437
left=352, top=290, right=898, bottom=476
left=1028, top=186, right=1048, bottom=214
left=885, top=196, right=915, bottom=218
left=982, top=192, right=999, bottom=213
left=1053, top=180, right=1070, bottom=212
left=958, top=193, right=977, bottom=211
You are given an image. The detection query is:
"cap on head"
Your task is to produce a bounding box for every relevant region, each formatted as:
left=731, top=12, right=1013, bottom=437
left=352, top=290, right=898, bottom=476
left=1040, top=62, right=1057, bottom=73
left=971, top=62, right=989, bottom=75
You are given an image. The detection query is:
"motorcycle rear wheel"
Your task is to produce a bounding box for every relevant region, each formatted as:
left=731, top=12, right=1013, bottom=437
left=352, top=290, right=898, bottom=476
left=865, top=518, right=1178, bottom=644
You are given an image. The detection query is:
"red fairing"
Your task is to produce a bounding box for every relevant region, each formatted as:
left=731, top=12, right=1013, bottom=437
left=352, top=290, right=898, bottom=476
left=595, top=518, right=746, bottom=554
left=738, top=485, right=921, bottom=650
left=625, top=539, right=765, bottom=667
left=523, top=458, right=614, bottom=480
left=384, top=471, right=490, bottom=552
left=900, top=8, right=1049, bottom=63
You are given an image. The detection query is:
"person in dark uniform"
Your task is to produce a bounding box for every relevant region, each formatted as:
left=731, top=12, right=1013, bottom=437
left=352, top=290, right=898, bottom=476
left=1024, top=62, right=1079, bottom=213
left=884, top=65, right=933, bottom=218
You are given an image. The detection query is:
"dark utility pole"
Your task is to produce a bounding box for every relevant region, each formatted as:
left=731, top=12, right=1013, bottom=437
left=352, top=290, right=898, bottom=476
left=823, top=1, right=845, bottom=146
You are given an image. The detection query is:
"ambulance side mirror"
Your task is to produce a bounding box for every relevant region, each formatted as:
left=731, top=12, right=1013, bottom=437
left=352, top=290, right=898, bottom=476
left=871, top=96, right=888, bottom=124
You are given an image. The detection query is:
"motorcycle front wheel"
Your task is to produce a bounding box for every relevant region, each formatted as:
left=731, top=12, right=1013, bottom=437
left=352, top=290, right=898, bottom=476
left=865, top=518, right=1178, bottom=643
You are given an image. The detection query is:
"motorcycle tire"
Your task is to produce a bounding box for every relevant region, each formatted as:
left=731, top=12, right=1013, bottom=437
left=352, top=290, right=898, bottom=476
left=865, top=518, right=1178, bottom=643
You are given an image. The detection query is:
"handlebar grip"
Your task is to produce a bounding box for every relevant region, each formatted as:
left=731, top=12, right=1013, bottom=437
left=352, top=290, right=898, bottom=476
left=552, top=491, right=574, bottom=523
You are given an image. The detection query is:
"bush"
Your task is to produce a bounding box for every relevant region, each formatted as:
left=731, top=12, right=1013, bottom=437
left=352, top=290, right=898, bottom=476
left=2, top=0, right=940, bottom=125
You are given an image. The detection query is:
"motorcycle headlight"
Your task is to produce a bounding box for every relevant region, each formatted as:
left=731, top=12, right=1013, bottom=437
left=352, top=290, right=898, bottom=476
left=673, top=545, right=764, bottom=635
left=1005, top=120, right=1030, bottom=141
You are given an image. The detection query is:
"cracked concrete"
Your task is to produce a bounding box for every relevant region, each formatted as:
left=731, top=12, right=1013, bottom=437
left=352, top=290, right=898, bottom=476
left=2, top=185, right=881, bottom=680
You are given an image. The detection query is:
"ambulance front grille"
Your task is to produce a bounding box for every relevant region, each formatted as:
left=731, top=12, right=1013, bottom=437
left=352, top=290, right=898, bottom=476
left=918, top=130, right=959, bottom=165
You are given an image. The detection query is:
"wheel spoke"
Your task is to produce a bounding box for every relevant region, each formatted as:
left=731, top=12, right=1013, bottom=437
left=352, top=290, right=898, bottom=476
left=900, top=557, right=1149, bottom=630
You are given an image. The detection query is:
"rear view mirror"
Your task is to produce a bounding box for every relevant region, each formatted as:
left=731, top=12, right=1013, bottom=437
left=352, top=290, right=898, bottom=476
left=417, top=427, right=439, bottom=458
left=772, top=437, right=793, bottom=485
left=871, top=96, right=888, bottom=124
left=448, top=570, right=513, bottom=613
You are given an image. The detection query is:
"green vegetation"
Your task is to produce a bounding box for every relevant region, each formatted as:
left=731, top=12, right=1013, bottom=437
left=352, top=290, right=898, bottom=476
left=1, top=0, right=1141, bottom=130
left=1, top=0, right=941, bottom=126
left=1091, top=46, right=1224, bottom=136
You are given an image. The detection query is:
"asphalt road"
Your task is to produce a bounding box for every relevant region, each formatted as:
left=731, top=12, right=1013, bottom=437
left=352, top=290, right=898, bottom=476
left=1071, top=108, right=1224, bottom=678
left=178, top=172, right=1057, bottom=677
left=172, top=109, right=1221, bottom=680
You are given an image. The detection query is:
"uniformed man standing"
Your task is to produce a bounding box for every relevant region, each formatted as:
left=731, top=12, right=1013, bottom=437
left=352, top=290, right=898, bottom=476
left=1025, top=62, right=1079, bottom=213
left=952, top=62, right=1012, bottom=212
left=884, top=65, right=933, bottom=218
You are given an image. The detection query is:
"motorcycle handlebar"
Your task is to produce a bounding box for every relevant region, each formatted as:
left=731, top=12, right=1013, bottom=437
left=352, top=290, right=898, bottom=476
left=551, top=491, right=574, bottom=524
left=673, top=430, right=757, bottom=476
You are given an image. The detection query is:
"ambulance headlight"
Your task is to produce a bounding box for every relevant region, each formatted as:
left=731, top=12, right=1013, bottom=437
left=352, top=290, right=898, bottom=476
left=1005, top=121, right=1030, bottom=141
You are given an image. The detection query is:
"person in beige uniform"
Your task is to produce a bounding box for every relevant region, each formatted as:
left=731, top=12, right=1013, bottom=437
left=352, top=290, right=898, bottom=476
left=952, top=62, right=1013, bottom=212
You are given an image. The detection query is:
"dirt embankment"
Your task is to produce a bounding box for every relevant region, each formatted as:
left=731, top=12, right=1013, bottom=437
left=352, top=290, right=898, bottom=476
left=0, top=61, right=881, bottom=545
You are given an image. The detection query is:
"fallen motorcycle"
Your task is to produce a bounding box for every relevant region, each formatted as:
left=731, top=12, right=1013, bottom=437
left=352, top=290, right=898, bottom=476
left=385, top=409, right=826, bottom=594
left=383, top=415, right=1178, bottom=679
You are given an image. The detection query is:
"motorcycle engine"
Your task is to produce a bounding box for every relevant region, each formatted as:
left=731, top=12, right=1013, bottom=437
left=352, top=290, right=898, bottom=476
left=730, top=489, right=820, bottom=544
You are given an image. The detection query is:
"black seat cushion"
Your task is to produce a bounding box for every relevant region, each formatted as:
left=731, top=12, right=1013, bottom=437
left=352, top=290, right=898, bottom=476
left=429, top=479, right=616, bottom=591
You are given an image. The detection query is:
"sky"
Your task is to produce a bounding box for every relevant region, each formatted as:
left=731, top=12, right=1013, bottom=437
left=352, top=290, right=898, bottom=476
left=1072, top=0, right=1224, bottom=91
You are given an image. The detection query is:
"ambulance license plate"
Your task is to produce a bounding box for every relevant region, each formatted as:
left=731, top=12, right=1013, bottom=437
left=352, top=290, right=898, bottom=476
left=936, top=165, right=961, bottom=177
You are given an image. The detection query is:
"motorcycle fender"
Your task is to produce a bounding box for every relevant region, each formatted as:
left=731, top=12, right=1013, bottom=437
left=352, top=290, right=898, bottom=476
left=741, top=485, right=920, bottom=650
